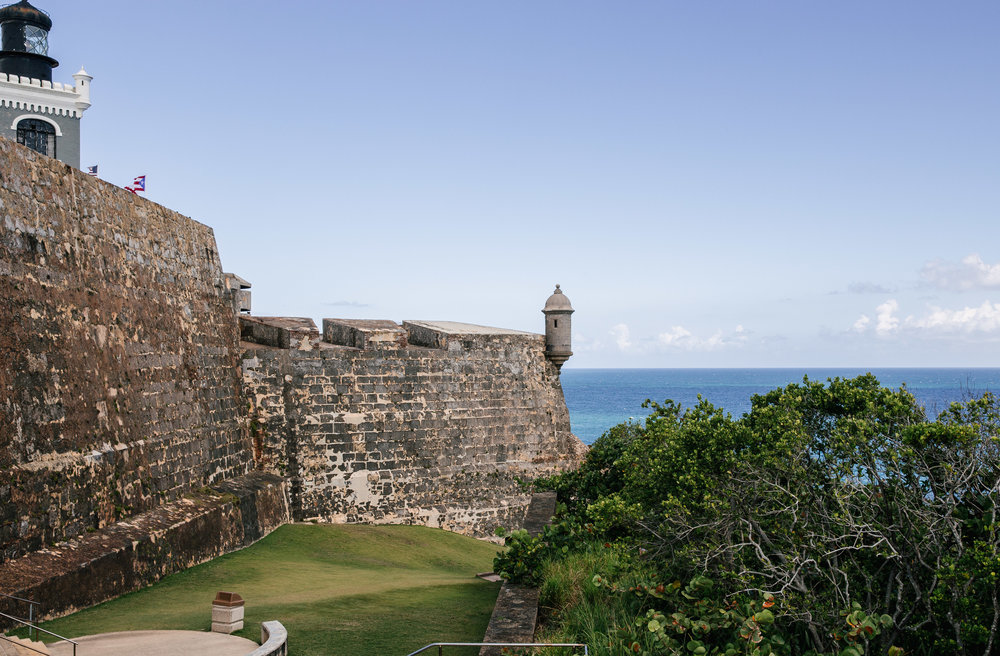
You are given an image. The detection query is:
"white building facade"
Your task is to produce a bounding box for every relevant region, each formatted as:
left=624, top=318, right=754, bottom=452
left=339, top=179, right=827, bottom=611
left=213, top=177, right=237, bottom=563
left=0, top=1, right=90, bottom=168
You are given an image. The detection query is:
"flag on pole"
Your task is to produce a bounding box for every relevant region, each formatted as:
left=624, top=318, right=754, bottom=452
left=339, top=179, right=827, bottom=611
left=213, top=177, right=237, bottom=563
left=125, top=175, right=146, bottom=193
left=86, top=165, right=98, bottom=176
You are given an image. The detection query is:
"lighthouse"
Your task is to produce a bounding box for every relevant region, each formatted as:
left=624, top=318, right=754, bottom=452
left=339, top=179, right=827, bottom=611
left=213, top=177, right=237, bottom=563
left=0, top=1, right=91, bottom=168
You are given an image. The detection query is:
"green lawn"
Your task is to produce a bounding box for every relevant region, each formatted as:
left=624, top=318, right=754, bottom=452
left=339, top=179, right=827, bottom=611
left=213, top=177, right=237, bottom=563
left=23, top=524, right=502, bottom=656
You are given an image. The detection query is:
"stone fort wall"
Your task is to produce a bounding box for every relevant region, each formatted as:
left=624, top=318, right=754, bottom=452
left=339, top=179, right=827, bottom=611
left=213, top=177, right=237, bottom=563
left=241, top=318, right=585, bottom=537
left=0, top=135, right=584, bottom=612
left=0, top=137, right=253, bottom=562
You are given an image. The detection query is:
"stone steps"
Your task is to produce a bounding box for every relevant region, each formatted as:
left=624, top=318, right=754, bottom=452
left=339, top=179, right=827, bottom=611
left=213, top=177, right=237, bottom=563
left=0, top=635, right=51, bottom=656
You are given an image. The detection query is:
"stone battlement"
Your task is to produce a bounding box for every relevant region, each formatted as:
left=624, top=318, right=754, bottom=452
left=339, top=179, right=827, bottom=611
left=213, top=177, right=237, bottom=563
left=0, top=71, right=85, bottom=116
left=241, top=316, right=541, bottom=354
left=324, top=319, right=409, bottom=350
left=241, top=316, right=321, bottom=350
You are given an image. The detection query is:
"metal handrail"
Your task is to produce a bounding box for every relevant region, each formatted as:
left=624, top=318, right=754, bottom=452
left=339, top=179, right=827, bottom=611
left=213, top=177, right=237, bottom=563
left=0, top=595, right=37, bottom=608
left=405, top=642, right=589, bottom=656
left=0, top=595, right=39, bottom=641
left=0, top=611, right=76, bottom=656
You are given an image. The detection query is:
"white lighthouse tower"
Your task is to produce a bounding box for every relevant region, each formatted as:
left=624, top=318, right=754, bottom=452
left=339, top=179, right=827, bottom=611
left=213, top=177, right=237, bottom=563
left=0, top=1, right=91, bottom=168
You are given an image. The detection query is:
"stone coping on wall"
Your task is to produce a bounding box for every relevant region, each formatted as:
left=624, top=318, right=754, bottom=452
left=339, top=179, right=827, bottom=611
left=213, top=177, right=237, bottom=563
left=480, top=583, right=541, bottom=656
left=246, top=621, right=288, bottom=656
left=404, top=321, right=536, bottom=336
left=0, top=472, right=289, bottom=623
left=479, top=492, right=558, bottom=656
left=522, top=492, right=557, bottom=538
left=404, top=321, right=538, bottom=351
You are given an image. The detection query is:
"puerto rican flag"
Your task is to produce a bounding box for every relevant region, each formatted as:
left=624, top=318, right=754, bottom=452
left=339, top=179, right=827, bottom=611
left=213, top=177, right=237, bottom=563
left=126, top=175, right=146, bottom=194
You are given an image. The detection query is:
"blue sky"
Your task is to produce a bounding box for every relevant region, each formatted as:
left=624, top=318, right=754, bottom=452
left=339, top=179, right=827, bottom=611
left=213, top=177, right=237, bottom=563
left=34, top=1, right=1000, bottom=367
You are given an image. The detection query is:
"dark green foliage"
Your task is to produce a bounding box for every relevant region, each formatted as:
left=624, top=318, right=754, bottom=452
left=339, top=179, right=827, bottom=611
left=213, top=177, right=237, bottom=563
left=494, top=528, right=549, bottom=585
left=494, top=512, right=591, bottom=585
left=537, top=420, right=644, bottom=513
left=506, top=375, right=1000, bottom=656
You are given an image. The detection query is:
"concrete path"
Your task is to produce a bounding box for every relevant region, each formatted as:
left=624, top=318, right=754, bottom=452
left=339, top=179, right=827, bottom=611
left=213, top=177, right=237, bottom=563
left=46, top=630, right=258, bottom=656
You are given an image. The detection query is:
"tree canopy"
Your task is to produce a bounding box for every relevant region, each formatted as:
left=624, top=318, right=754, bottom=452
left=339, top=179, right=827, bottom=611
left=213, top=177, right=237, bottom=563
left=498, top=375, right=1000, bottom=656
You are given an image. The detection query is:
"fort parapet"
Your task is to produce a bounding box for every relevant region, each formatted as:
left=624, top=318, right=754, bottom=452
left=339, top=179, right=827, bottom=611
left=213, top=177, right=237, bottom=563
left=242, top=317, right=583, bottom=536
left=0, top=71, right=86, bottom=116
left=0, top=135, right=585, bottom=618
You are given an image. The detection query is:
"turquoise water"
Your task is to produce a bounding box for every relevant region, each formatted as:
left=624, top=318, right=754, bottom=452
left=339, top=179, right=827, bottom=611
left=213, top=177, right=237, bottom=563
left=560, top=368, right=1000, bottom=445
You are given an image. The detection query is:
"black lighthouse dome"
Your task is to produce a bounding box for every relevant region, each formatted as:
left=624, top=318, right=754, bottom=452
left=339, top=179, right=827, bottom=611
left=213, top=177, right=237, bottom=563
left=0, top=0, right=52, bottom=30
left=0, top=0, right=58, bottom=82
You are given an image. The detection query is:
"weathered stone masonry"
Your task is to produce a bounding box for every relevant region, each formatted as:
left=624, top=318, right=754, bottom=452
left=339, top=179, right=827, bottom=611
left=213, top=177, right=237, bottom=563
left=0, top=137, right=254, bottom=564
left=242, top=318, right=585, bottom=537
left=0, top=134, right=584, bottom=618
left=2, top=472, right=288, bottom=620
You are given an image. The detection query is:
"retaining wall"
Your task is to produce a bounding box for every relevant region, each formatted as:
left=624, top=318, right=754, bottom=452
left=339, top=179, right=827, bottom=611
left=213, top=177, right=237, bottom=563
left=480, top=492, right=558, bottom=656
left=0, top=472, right=288, bottom=622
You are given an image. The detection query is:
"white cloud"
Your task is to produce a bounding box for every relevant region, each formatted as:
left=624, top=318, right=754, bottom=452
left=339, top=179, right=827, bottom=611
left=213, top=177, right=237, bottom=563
left=911, top=301, right=1000, bottom=333
left=657, top=325, right=747, bottom=352
left=875, top=300, right=899, bottom=336
left=921, top=254, right=1000, bottom=291
left=609, top=323, right=632, bottom=350
left=851, top=298, right=1000, bottom=338
left=702, top=331, right=727, bottom=350
left=658, top=325, right=692, bottom=346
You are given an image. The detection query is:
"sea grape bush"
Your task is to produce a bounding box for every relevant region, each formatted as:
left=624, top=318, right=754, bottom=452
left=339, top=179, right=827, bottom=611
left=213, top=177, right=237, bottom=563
left=605, top=575, right=893, bottom=656
left=494, top=512, right=588, bottom=585
left=498, top=375, right=1000, bottom=656
left=494, top=527, right=548, bottom=585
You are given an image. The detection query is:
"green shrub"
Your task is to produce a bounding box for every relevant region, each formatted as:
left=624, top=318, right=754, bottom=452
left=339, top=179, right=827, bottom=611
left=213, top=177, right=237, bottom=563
left=534, top=545, right=895, bottom=656
left=518, top=375, right=1000, bottom=655
left=494, top=528, right=549, bottom=585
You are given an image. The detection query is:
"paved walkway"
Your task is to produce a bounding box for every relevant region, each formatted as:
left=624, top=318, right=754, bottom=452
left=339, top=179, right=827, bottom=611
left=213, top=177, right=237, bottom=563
left=47, top=630, right=258, bottom=656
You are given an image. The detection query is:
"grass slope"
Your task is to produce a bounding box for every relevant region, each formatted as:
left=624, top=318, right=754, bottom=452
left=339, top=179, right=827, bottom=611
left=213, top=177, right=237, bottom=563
left=26, top=524, right=502, bottom=656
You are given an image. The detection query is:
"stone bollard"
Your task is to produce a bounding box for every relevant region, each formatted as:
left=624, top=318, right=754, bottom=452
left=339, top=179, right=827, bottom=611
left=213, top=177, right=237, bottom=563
left=211, top=591, right=245, bottom=634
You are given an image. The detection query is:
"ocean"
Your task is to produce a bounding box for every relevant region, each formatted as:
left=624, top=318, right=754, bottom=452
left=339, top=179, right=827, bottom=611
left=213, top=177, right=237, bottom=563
left=560, top=368, right=1000, bottom=445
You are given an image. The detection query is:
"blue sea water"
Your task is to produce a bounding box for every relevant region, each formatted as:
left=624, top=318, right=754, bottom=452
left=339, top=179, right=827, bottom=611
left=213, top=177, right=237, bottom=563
left=560, top=368, right=1000, bottom=445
